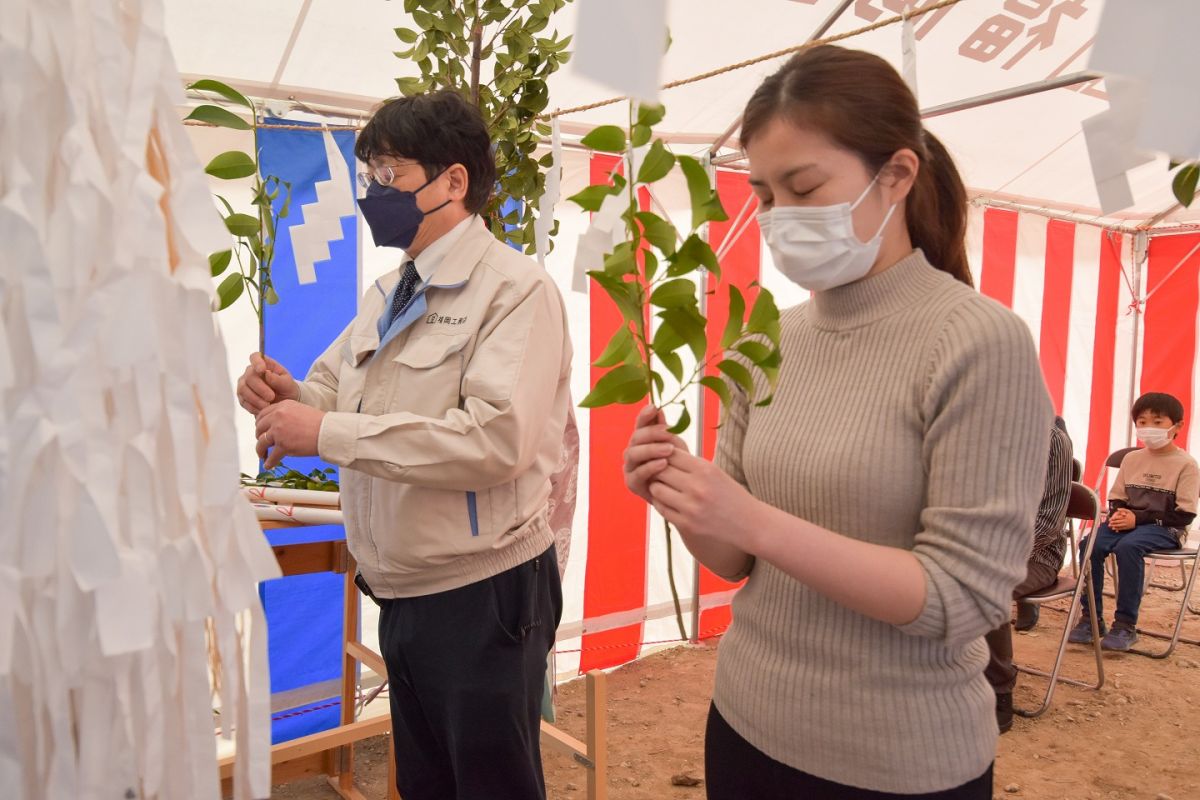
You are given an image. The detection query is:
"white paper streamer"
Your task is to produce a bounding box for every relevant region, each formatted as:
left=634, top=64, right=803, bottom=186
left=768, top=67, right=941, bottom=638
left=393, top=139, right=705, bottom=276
left=535, top=117, right=563, bottom=270
left=1, top=1, right=279, bottom=798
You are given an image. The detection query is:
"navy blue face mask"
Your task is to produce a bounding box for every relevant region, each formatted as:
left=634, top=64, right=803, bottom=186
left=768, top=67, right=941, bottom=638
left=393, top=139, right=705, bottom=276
left=357, top=169, right=450, bottom=250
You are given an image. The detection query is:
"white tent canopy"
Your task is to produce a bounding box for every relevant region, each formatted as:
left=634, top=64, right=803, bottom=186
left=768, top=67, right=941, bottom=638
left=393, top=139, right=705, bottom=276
left=165, top=0, right=1196, bottom=230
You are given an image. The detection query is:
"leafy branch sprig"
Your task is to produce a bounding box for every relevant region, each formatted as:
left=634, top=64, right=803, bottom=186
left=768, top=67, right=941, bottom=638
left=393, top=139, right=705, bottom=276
left=394, top=0, right=573, bottom=253
left=570, top=104, right=783, bottom=433
left=241, top=466, right=339, bottom=492
left=568, top=102, right=783, bottom=640
left=187, top=79, right=293, bottom=352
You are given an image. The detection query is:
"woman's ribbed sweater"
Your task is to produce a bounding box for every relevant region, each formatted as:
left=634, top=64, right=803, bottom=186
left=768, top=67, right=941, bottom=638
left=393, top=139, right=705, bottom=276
left=712, top=250, right=1053, bottom=793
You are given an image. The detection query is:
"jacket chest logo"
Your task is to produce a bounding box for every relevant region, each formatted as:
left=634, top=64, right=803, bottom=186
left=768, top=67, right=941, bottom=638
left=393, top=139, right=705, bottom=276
left=426, top=312, right=468, bottom=326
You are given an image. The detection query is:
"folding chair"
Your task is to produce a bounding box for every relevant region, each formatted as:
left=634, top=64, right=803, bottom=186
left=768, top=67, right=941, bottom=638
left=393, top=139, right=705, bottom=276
left=1015, top=482, right=1105, bottom=718
left=1131, top=527, right=1200, bottom=659
left=1065, top=458, right=1083, bottom=578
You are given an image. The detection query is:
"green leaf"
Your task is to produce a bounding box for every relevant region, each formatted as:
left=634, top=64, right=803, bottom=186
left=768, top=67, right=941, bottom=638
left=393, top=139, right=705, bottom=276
left=636, top=102, right=666, bottom=128
left=593, top=325, right=635, bottom=368
left=699, top=375, right=732, bottom=409
left=747, top=288, right=781, bottom=344
left=395, top=27, right=420, bottom=43
left=581, top=125, right=627, bottom=154
left=643, top=250, right=660, bottom=282
left=677, top=155, right=729, bottom=228
left=216, top=273, right=244, bottom=311
left=668, top=234, right=720, bottom=279
left=736, top=340, right=774, bottom=364
left=185, top=104, right=252, bottom=131
left=590, top=271, right=643, bottom=325
left=659, top=306, right=707, bottom=361
left=214, top=195, right=235, bottom=216
left=631, top=124, right=652, bottom=148
left=187, top=79, right=253, bottom=110
left=657, top=349, right=684, bottom=382
left=650, top=278, right=698, bottom=309
left=209, top=250, right=232, bottom=277
left=1173, top=163, right=1200, bottom=207
left=635, top=211, right=677, bottom=255
left=718, top=358, right=755, bottom=397
left=636, top=139, right=675, bottom=185
left=579, top=363, right=650, bottom=408
left=265, top=286, right=281, bottom=305
left=395, top=76, right=427, bottom=95
left=224, top=213, right=260, bottom=237
left=205, top=151, right=257, bottom=180
left=567, top=183, right=619, bottom=212
left=603, top=243, right=638, bottom=277
left=721, top=285, right=745, bottom=349
left=653, top=312, right=684, bottom=349
left=666, top=405, right=691, bottom=435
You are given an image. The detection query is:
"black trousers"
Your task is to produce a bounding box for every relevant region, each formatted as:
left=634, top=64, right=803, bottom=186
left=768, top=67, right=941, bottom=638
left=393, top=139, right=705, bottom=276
left=705, top=704, right=993, bottom=800
left=375, top=546, right=562, bottom=800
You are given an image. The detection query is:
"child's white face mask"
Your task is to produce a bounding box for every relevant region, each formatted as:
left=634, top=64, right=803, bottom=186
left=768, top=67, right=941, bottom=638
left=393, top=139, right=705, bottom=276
left=1136, top=425, right=1174, bottom=450
left=756, top=174, right=897, bottom=293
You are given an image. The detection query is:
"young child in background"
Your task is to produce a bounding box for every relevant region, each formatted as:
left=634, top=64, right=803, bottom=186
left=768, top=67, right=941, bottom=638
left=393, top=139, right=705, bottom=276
left=1070, top=392, right=1200, bottom=651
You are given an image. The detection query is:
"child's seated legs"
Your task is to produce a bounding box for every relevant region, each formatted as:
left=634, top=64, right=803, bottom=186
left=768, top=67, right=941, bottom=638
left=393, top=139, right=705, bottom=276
left=1069, top=522, right=1119, bottom=644
left=1102, top=523, right=1180, bottom=649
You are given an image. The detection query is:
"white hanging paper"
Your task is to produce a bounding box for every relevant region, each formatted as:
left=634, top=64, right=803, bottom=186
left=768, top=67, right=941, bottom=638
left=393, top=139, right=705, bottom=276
left=1090, top=0, right=1200, bottom=161
left=2, top=1, right=277, bottom=797
left=572, top=0, right=667, bottom=104
left=1081, top=76, right=1154, bottom=214
left=535, top=118, right=563, bottom=270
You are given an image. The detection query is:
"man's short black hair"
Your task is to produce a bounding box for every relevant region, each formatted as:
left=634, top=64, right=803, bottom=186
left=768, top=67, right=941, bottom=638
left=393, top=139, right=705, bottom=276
left=355, top=90, right=496, bottom=214
left=1132, top=392, right=1185, bottom=425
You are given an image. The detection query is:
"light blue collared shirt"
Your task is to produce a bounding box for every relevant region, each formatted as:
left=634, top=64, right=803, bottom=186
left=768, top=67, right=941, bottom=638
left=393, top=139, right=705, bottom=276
left=375, top=214, right=479, bottom=349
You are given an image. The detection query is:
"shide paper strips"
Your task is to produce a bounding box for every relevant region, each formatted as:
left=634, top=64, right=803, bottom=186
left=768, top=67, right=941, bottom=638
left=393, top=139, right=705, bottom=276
left=1, top=1, right=279, bottom=798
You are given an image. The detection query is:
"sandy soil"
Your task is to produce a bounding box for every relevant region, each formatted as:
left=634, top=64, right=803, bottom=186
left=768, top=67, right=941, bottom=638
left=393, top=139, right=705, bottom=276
left=273, top=580, right=1200, bottom=800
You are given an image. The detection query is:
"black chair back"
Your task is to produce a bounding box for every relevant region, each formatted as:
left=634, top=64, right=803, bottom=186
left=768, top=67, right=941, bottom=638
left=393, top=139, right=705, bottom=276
left=1065, top=482, right=1098, bottom=524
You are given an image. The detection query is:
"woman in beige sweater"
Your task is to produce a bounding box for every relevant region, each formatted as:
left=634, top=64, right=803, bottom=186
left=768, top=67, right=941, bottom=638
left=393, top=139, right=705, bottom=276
left=625, top=46, right=1051, bottom=799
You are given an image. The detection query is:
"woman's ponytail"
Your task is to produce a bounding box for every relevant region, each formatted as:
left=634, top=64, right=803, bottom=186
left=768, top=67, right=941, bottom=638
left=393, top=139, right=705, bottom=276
left=907, top=130, right=972, bottom=287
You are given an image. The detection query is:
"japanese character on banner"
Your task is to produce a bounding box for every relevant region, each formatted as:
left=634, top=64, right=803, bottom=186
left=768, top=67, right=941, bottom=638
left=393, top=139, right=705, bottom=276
left=855, top=0, right=954, bottom=40
left=958, top=0, right=1089, bottom=70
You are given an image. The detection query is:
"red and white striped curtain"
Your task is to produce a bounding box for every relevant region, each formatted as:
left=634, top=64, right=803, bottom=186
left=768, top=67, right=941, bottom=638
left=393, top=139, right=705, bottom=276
left=968, top=207, right=1200, bottom=488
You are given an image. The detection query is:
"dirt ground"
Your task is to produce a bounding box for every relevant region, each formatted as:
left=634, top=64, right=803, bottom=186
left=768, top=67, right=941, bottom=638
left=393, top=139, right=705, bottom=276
left=275, top=580, right=1200, bottom=800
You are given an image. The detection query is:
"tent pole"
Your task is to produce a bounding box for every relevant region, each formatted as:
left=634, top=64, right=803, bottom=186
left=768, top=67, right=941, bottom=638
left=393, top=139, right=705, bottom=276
left=920, top=71, right=1101, bottom=118
left=1126, top=232, right=1149, bottom=448
left=690, top=154, right=716, bottom=644
left=708, top=0, right=855, bottom=156
left=270, top=0, right=315, bottom=90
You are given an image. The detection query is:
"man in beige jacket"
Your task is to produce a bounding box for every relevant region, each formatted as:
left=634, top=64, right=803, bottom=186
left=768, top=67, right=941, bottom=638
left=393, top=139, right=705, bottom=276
left=237, top=90, right=572, bottom=800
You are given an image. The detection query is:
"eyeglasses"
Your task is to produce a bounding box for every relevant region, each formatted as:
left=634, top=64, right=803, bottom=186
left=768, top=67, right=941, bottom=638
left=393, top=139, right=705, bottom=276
left=356, top=161, right=419, bottom=190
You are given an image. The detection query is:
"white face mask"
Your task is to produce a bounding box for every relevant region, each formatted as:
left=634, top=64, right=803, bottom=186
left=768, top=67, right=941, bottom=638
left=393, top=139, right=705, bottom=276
left=1136, top=425, right=1174, bottom=450
left=758, top=175, right=898, bottom=292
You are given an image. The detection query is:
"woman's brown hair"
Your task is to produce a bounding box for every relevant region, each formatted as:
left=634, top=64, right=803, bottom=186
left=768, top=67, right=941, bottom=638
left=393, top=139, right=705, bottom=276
left=741, top=45, right=972, bottom=287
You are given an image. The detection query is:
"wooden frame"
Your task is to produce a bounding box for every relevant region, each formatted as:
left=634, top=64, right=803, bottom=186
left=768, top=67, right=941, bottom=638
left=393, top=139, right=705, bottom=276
left=220, top=529, right=394, bottom=800
left=220, top=522, right=609, bottom=799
